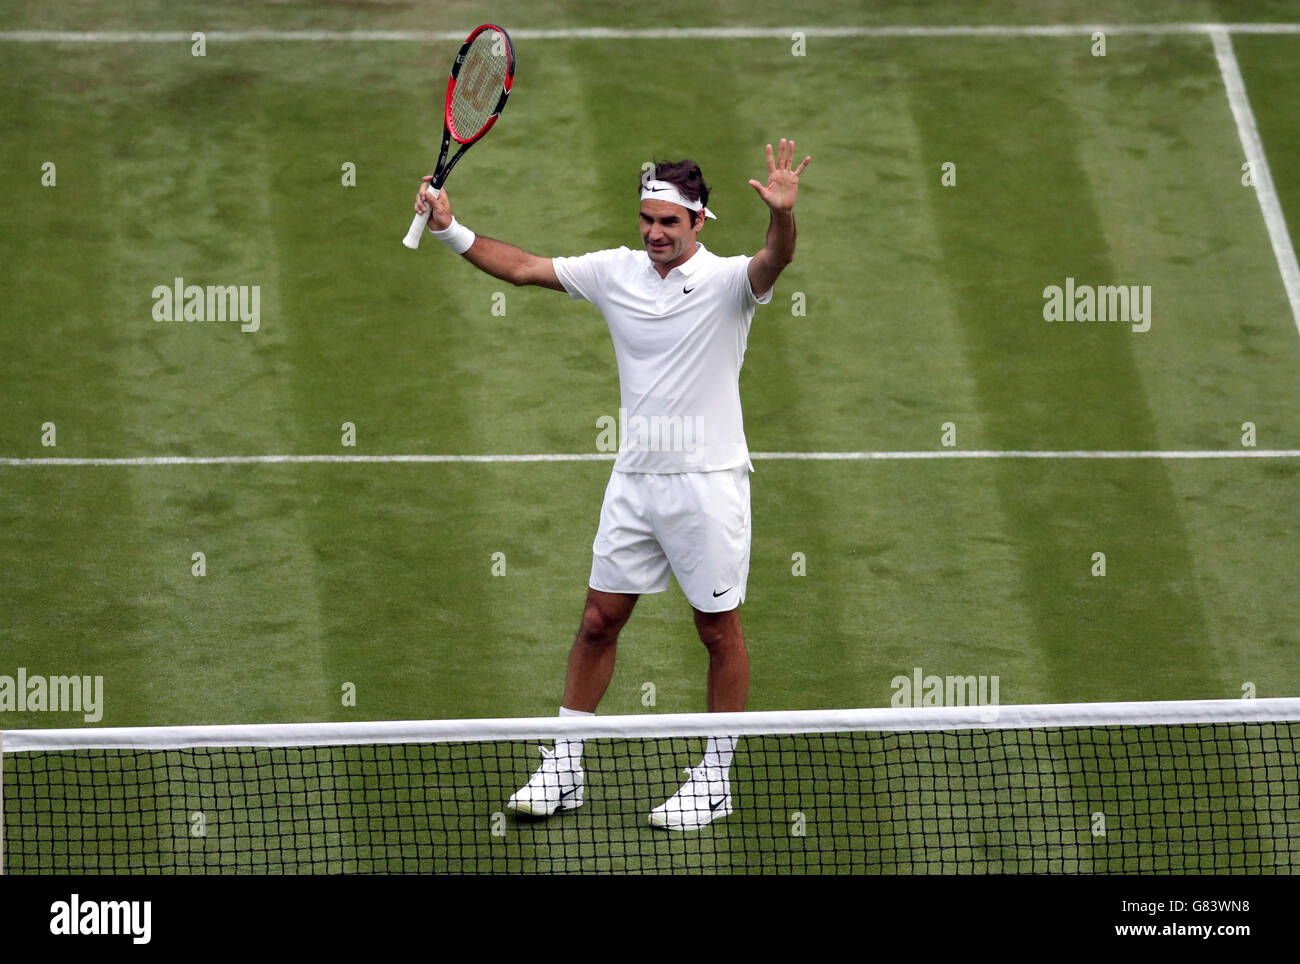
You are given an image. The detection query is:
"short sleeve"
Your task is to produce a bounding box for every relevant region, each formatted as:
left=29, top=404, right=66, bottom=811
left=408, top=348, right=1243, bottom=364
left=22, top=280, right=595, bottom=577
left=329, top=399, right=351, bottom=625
left=552, top=247, right=630, bottom=303
left=736, top=256, right=775, bottom=309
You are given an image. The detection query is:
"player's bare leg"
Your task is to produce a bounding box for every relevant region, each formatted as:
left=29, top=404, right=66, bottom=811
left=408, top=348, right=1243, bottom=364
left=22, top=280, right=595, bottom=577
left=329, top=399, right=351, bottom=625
left=562, top=588, right=639, bottom=713
left=649, top=606, right=747, bottom=830
left=509, top=588, right=637, bottom=817
left=693, top=607, right=749, bottom=712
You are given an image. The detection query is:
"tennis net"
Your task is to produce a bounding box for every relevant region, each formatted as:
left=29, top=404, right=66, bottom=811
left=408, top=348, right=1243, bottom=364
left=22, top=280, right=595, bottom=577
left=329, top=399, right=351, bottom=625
left=3, top=698, right=1298, bottom=874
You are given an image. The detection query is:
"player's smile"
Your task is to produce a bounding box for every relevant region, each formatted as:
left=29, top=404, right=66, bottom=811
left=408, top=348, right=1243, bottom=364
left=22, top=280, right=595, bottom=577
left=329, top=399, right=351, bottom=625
left=640, top=199, right=700, bottom=274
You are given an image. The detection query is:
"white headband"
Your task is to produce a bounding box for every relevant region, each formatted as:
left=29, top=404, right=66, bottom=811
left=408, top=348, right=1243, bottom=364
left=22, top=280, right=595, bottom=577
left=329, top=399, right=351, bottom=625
left=640, top=178, right=717, bottom=219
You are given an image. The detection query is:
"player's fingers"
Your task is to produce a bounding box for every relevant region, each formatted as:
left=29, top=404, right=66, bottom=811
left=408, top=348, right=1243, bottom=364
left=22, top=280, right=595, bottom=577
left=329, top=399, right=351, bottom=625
left=795, top=155, right=811, bottom=176
left=765, top=143, right=775, bottom=174
left=779, top=138, right=790, bottom=168
left=748, top=179, right=766, bottom=196
left=416, top=176, right=435, bottom=209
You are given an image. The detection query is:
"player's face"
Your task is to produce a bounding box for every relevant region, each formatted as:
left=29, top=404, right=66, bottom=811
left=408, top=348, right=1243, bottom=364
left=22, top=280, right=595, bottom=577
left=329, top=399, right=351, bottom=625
left=640, top=200, right=701, bottom=271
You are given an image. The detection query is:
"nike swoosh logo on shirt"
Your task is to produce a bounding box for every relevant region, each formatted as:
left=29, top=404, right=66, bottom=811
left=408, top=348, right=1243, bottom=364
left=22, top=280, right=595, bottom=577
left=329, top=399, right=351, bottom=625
left=683, top=286, right=696, bottom=294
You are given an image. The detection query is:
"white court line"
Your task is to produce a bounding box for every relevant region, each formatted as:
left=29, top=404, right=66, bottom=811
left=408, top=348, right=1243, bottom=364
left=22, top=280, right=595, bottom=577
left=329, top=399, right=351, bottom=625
left=2, top=24, right=1300, bottom=42
left=3, top=450, right=1299, bottom=467
left=1211, top=28, right=1300, bottom=336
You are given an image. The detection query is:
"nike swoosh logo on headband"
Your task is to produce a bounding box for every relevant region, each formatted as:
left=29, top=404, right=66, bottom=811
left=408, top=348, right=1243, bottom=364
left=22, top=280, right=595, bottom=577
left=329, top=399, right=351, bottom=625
left=646, top=186, right=670, bottom=193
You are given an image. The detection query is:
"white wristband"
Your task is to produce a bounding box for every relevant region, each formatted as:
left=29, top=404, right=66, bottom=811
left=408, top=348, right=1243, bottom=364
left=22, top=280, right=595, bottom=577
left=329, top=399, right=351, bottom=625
left=429, top=216, right=476, bottom=255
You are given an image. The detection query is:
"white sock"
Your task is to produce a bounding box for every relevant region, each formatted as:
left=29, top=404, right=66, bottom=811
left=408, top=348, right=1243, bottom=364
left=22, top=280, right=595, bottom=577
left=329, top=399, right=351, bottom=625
left=701, top=735, right=737, bottom=773
left=554, top=706, right=592, bottom=770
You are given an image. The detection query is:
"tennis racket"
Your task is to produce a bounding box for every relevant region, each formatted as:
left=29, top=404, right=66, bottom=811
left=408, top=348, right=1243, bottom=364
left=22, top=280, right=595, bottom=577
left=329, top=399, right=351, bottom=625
left=402, top=23, right=516, bottom=249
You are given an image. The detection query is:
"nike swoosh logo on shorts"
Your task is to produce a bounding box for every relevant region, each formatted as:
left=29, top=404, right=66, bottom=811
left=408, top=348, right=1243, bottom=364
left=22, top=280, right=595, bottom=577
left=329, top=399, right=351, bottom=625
left=712, top=587, right=731, bottom=597
left=709, top=797, right=727, bottom=811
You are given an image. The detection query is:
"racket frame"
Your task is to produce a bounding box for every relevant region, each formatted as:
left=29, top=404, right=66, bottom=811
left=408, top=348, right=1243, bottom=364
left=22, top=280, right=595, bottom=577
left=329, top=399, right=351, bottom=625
left=403, top=24, right=515, bottom=249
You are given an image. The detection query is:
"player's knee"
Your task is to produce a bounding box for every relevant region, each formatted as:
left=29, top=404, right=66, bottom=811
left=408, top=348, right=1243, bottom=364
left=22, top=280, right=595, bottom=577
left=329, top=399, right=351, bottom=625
left=578, top=603, right=621, bottom=647
left=696, top=620, right=739, bottom=653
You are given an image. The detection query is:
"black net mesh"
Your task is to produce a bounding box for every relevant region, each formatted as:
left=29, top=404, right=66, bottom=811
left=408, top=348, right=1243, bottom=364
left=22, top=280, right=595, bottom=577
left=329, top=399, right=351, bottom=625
left=4, top=722, right=1298, bottom=874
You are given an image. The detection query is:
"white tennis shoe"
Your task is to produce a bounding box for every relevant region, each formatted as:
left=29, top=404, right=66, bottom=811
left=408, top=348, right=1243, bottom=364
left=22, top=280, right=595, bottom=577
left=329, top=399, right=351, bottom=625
left=649, top=764, right=732, bottom=831
left=507, top=746, right=584, bottom=817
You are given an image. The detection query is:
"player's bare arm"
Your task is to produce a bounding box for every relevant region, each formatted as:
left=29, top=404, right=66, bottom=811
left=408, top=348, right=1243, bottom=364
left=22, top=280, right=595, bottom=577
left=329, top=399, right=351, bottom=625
left=415, top=177, right=563, bottom=291
left=747, top=138, right=811, bottom=299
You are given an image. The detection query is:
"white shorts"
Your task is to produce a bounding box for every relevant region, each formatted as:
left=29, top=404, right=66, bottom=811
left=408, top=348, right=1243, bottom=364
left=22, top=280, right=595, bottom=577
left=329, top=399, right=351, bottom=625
left=589, top=466, right=751, bottom=613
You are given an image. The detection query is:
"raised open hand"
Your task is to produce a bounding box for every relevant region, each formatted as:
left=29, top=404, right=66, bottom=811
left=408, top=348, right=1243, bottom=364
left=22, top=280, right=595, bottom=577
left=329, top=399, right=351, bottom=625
left=748, top=139, right=811, bottom=213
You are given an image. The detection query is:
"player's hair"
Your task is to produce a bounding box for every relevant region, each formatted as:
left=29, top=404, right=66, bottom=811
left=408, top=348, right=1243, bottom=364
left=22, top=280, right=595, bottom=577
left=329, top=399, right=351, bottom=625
left=641, top=159, right=710, bottom=227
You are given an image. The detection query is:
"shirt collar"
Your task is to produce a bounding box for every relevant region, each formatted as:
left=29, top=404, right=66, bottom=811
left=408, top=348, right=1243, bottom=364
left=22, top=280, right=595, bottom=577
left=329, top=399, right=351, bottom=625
left=642, top=241, right=709, bottom=278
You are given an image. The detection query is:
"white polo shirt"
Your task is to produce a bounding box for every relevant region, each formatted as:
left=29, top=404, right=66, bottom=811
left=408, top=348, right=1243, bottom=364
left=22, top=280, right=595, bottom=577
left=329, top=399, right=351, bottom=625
left=553, top=242, right=772, bottom=474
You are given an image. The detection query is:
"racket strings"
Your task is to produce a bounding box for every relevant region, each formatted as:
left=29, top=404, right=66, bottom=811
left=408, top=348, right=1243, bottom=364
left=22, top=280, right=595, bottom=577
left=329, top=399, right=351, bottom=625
left=450, top=32, right=509, bottom=141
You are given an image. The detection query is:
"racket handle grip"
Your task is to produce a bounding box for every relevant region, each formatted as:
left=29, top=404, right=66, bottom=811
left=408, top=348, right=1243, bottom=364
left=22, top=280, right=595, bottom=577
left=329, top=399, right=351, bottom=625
left=401, top=185, right=441, bottom=250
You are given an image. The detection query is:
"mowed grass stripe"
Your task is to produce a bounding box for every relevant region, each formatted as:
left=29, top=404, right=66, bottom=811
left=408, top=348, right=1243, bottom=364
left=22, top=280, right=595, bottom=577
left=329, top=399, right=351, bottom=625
left=253, top=40, right=514, bottom=722
left=1050, top=32, right=1234, bottom=706
left=733, top=42, right=1047, bottom=708
left=380, top=41, right=626, bottom=720
left=0, top=47, right=165, bottom=718
left=908, top=39, right=1217, bottom=698
left=243, top=42, right=612, bottom=722
left=1058, top=33, right=1300, bottom=728
left=1063, top=30, right=1300, bottom=707
left=90, top=45, right=333, bottom=724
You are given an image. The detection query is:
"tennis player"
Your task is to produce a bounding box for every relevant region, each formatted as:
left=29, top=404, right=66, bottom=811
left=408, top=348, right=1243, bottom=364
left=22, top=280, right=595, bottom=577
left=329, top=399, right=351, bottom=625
left=414, top=140, right=809, bottom=830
